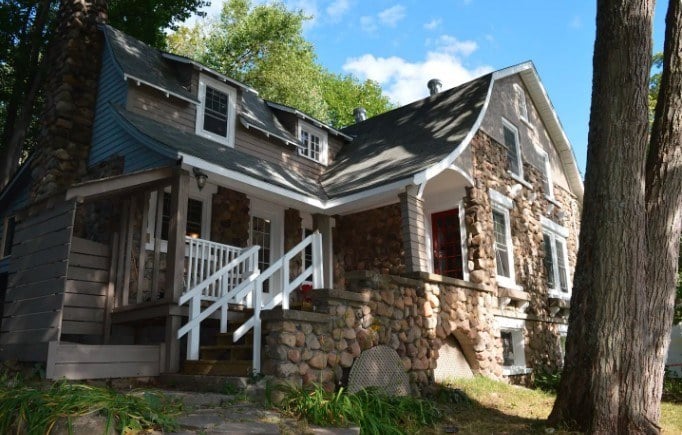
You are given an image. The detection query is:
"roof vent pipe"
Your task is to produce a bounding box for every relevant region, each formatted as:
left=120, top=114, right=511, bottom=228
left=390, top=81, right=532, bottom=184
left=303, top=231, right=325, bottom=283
left=353, top=107, right=367, bottom=123
left=427, top=78, right=443, bottom=96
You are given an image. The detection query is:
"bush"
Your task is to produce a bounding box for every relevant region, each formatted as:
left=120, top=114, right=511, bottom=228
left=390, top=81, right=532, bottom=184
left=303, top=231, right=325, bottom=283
left=0, top=378, right=182, bottom=434
left=533, top=370, right=562, bottom=393
left=271, top=383, right=441, bottom=434
left=663, top=369, right=682, bottom=403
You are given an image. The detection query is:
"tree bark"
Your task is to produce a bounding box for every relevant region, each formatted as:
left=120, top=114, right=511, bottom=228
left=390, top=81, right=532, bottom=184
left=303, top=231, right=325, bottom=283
left=550, top=0, right=682, bottom=433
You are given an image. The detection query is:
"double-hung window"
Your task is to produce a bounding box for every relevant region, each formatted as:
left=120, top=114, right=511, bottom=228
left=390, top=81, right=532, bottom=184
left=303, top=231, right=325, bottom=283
left=536, top=148, right=554, bottom=200
left=1, top=216, right=16, bottom=258
left=513, top=84, right=529, bottom=122
left=196, top=75, right=237, bottom=147
left=541, top=217, right=570, bottom=297
left=502, top=119, right=523, bottom=178
left=298, top=122, right=328, bottom=165
left=490, top=189, right=516, bottom=289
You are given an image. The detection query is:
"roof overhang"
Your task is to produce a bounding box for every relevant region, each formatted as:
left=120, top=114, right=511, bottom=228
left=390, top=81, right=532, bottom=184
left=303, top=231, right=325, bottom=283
left=239, top=117, right=301, bottom=149
left=266, top=101, right=354, bottom=141
left=65, top=166, right=177, bottom=202
left=162, top=53, right=257, bottom=94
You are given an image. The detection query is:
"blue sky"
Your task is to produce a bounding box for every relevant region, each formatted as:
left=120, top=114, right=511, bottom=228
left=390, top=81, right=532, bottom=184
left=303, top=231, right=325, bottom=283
left=193, top=1, right=669, bottom=175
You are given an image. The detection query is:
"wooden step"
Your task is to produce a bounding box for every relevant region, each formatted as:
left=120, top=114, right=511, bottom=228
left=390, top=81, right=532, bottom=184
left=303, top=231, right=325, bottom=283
left=182, top=359, right=252, bottom=377
left=200, top=344, right=253, bottom=361
left=216, top=330, right=254, bottom=346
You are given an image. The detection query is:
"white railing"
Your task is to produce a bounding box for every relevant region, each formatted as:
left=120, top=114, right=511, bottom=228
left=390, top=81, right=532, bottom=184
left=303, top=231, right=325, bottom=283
left=186, top=237, right=242, bottom=298
left=177, top=231, right=324, bottom=373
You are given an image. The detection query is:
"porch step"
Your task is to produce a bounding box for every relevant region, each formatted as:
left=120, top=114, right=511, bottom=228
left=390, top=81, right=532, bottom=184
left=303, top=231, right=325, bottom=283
left=216, top=330, right=254, bottom=346
left=200, top=344, right=253, bottom=361
left=183, top=359, right=253, bottom=377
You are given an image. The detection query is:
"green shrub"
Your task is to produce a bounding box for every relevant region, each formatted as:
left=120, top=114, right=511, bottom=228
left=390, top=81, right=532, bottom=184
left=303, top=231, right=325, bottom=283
left=533, top=370, right=562, bottom=393
left=663, top=369, right=682, bottom=403
left=272, top=383, right=441, bottom=434
left=0, top=378, right=182, bottom=434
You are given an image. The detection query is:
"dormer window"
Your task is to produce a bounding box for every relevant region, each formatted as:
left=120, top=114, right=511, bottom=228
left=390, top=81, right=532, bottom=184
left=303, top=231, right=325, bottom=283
left=196, top=75, right=237, bottom=147
left=298, top=122, right=328, bottom=165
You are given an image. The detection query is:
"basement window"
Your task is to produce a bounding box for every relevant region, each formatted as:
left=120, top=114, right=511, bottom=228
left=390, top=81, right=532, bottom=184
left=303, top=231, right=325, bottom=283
left=497, top=317, right=531, bottom=376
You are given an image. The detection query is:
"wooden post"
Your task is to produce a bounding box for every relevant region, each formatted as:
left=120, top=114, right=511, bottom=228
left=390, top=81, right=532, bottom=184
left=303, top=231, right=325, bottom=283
left=121, top=197, right=136, bottom=306
left=312, top=214, right=333, bottom=289
left=167, top=171, right=189, bottom=302
left=399, top=185, right=429, bottom=273
left=103, top=233, right=119, bottom=344
left=115, top=201, right=129, bottom=307
left=136, top=192, right=150, bottom=303
left=164, top=315, right=181, bottom=372
left=151, top=188, right=164, bottom=300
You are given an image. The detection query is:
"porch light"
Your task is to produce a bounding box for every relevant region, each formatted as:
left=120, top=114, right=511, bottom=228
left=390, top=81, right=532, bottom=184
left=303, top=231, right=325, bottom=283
left=193, top=167, right=208, bottom=190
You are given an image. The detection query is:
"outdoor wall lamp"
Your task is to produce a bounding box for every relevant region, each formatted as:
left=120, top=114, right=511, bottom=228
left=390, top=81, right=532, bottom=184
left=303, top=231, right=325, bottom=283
left=193, top=167, right=208, bottom=190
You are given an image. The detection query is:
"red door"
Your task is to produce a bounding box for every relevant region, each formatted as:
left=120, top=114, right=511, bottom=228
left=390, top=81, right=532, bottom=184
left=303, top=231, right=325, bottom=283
left=432, top=209, right=463, bottom=279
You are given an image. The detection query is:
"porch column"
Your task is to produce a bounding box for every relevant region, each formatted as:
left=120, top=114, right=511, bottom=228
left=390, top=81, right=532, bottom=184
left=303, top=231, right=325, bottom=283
left=313, top=214, right=334, bottom=289
left=165, top=170, right=188, bottom=373
left=399, top=185, right=429, bottom=273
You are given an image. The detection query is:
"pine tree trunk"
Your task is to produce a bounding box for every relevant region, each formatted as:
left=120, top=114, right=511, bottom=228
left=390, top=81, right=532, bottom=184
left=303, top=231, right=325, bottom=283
left=549, top=0, right=682, bottom=432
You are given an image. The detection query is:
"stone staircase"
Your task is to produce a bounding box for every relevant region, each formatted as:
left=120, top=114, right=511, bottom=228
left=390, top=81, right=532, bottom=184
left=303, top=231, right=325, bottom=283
left=182, top=306, right=255, bottom=377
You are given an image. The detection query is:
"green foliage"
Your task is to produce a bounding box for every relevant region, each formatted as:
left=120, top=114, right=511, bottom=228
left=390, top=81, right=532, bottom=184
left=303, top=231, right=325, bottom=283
left=272, top=383, right=441, bottom=434
left=0, top=377, right=182, bottom=434
left=649, top=52, right=664, bottom=121
left=663, top=369, right=682, bottom=403
left=166, top=0, right=394, bottom=128
left=533, top=370, right=562, bottom=393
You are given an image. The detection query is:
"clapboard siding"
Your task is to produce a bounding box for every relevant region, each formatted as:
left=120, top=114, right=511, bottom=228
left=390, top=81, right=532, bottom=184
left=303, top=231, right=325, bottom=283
left=0, top=199, right=76, bottom=362
left=61, top=237, right=110, bottom=337
left=127, top=85, right=196, bottom=132
left=46, top=342, right=162, bottom=380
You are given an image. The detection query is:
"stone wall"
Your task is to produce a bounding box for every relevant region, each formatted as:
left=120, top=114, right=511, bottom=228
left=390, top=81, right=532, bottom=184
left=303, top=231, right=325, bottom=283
left=334, top=204, right=405, bottom=283
left=261, top=272, right=502, bottom=392
left=211, top=187, right=250, bottom=246
left=31, top=0, right=108, bottom=201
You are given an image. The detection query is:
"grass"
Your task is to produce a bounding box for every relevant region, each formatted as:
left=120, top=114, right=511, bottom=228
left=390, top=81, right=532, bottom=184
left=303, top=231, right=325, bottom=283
left=0, top=377, right=182, bottom=434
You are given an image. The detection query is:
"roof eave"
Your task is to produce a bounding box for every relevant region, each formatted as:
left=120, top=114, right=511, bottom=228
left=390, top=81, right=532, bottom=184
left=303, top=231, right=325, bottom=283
left=266, top=101, right=353, bottom=141
left=162, top=53, right=258, bottom=94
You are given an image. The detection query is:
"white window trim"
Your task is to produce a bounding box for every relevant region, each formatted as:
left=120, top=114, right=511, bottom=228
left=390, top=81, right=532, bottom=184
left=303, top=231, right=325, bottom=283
left=496, top=316, right=531, bottom=375
left=541, top=217, right=571, bottom=298
left=195, top=74, right=237, bottom=147
left=0, top=215, right=15, bottom=259
left=490, top=189, right=517, bottom=290
left=145, top=182, right=216, bottom=252
left=535, top=147, right=555, bottom=201
left=297, top=121, right=329, bottom=165
left=501, top=118, right=524, bottom=179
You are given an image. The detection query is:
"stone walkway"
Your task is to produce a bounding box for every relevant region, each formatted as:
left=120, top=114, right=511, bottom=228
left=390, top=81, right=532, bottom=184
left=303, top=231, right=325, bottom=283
left=164, top=391, right=359, bottom=435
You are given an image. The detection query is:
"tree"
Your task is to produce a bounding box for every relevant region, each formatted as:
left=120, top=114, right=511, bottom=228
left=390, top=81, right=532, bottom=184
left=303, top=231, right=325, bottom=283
left=549, top=0, right=682, bottom=432
left=0, top=0, right=209, bottom=190
left=166, top=0, right=393, bottom=127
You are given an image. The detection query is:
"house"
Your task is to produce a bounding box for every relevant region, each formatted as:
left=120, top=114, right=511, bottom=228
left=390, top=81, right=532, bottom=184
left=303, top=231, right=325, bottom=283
left=0, top=13, right=582, bottom=388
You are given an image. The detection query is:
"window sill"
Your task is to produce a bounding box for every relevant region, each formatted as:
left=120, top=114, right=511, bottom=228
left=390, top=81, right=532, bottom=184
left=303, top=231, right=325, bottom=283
left=548, top=291, right=571, bottom=301
left=520, top=117, right=534, bottom=130
left=503, top=366, right=533, bottom=376
left=545, top=195, right=561, bottom=207
left=496, top=278, right=524, bottom=293
left=507, top=172, right=533, bottom=189
left=297, top=151, right=327, bottom=166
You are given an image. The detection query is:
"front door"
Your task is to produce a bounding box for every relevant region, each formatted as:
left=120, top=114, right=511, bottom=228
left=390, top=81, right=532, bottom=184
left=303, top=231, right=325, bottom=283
left=249, top=198, right=283, bottom=305
left=431, top=208, right=463, bottom=279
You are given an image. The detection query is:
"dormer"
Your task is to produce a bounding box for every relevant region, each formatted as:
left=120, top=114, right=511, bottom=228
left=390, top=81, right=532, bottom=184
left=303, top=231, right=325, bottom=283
left=195, top=74, right=238, bottom=147
left=297, top=120, right=329, bottom=165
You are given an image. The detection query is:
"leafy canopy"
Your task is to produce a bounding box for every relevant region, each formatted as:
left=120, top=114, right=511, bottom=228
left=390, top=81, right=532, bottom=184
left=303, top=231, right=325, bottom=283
left=166, top=0, right=393, bottom=127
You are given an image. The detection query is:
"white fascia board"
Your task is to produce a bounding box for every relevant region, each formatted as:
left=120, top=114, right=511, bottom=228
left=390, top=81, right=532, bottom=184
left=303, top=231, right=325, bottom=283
left=239, top=118, right=300, bottom=148
left=266, top=101, right=353, bottom=141
left=324, top=178, right=414, bottom=214
left=161, top=53, right=257, bottom=94
left=412, top=74, right=495, bottom=186
left=124, top=74, right=199, bottom=104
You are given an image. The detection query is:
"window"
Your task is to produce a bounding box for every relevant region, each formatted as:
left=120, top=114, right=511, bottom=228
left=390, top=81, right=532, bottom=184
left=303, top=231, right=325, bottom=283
left=431, top=209, right=464, bottom=279
left=542, top=217, right=570, bottom=296
left=497, top=317, right=530, bottom=375
left=160, top=193, right=204, bottom=240
left=298, top=122, right=328, bottom=165
left=251, top=216, right=272, bottom=292
left=196, top=75, right=237, bottom=147
left=513, top=84, right=529, bottom=121
left=490, top=190, right=516, bottom=289
left=502, top=119, right=522, bottom=177
left=303, top=228, right=313, bottom=270
left=1, top=216, right=16, bottom=258
left=536, top=148, right=554, bottom=200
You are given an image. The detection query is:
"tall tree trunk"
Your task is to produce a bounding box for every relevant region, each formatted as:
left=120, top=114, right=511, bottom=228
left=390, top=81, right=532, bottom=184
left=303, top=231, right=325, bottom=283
left=550, top=0, right=682, bottom=432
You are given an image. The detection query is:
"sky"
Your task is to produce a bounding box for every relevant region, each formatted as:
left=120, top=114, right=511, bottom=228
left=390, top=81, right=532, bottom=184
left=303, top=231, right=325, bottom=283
left=191, top=0, right=670, bottom=176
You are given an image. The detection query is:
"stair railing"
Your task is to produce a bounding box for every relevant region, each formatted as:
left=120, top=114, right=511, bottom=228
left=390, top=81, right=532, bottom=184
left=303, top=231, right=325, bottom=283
left=233, top=231, right=323, bottom=373
left=186, top=237, right=243, bottom=299
left=178, top=245, right=260, bottom=360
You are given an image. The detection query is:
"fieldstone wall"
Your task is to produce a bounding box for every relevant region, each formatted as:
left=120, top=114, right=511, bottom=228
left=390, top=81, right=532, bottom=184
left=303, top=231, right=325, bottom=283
left=334, top=204, right=405, bottom=283
left=211, top=187, right=250, bottom=246
left=31, top=0, right=108, bottom=201
left=261, top=272, right=502, bottom=392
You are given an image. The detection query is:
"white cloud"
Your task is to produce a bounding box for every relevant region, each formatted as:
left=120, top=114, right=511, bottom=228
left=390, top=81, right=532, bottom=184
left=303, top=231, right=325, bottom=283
left=326, top=0, right=350, bottom=20
left=436, top=35, right=478, bottom=56
left=378, top=5, right=406, bottom=27
left=360, top=15, right=377, bottom=33
left=343, top=46, right=492, bottom=105
left=423, top=18, right=441, bottom=30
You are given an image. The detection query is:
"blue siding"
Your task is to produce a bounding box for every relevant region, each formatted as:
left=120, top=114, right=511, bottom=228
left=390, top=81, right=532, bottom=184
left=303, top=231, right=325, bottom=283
left=89, top=41, right=171, bottom=173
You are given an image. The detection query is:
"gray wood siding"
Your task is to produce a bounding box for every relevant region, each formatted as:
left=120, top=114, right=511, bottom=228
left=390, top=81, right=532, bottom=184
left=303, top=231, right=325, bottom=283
left=479, top=75, right=570, bottom=190
left=127, top=85, right=196, bottom=133
left=62, top=237, right=110, bottom=337
left=0, top=200, right=77, bottom=361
